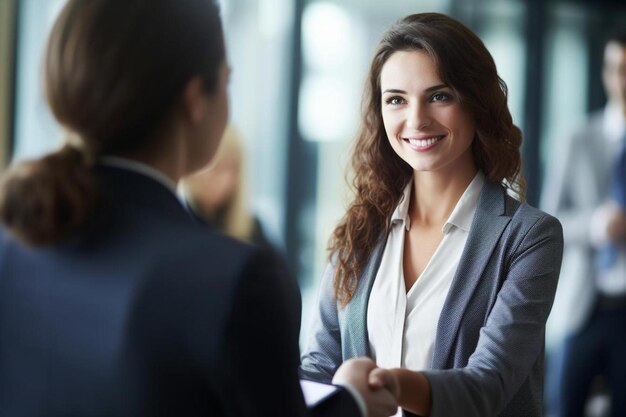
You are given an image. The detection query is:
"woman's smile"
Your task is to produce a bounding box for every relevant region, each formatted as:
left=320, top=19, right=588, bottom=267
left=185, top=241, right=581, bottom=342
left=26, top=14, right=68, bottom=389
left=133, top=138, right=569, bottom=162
left=402, top=134, right=446, bottom=151
left=380, top=50, right=476, bottom=175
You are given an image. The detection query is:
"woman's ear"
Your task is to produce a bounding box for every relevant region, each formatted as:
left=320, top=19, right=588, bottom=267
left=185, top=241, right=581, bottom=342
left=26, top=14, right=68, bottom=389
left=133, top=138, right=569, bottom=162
left=180, top=76, right=208, bottom=124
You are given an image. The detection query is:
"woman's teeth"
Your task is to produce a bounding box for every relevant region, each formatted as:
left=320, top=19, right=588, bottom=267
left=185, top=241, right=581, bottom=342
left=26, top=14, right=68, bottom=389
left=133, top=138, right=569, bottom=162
left=405, top=136, right=443, bottom=147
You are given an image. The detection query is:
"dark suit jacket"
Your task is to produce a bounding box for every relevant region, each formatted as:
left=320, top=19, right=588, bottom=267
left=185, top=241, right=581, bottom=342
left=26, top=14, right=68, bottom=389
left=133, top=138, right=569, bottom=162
left=0, top=165, right=359, bottom=417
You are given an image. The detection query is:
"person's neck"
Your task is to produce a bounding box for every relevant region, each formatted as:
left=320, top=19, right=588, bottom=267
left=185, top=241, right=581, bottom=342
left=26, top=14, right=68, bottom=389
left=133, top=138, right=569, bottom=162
left=119, top=128, right=188, bottom=183
left=409, top=165, right=477, bottom=227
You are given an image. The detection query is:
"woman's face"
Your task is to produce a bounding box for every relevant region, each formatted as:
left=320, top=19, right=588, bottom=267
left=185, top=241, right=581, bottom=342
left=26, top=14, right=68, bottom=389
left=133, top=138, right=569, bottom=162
left=603, top=41, right=626, bottom=111
left=186, top=60, right=231, bottom=174
left=380, top=50, right=476, bottom=176
left=202, top=61, right=231, bottom=164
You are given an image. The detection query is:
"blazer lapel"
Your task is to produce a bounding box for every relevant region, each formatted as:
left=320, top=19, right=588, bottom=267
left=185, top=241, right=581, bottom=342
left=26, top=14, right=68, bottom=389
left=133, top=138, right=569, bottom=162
left=431, top=181, right=513, bottom=369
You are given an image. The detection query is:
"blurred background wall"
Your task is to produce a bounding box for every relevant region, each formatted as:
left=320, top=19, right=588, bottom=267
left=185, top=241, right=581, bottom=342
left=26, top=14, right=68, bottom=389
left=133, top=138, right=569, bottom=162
left=1, top=0, right=626, bottom=384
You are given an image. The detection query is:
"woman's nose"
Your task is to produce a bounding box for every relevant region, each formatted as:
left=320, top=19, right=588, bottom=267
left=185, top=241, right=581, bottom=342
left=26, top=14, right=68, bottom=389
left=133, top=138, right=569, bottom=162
left=406, top=103, right=431, bottom=130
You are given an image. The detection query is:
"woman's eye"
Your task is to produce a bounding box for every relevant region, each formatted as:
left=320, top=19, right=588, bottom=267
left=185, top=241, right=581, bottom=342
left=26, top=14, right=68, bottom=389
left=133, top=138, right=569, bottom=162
left=431, top=92, right=450, bottom=102
left=385, top=96, right=405, bottom=105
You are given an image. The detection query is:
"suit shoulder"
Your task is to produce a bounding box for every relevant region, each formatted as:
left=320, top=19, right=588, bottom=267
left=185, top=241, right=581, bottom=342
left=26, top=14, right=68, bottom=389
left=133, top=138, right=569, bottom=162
left=514, top=202, right=561, bottom=224
left=508, top=201, right=564, bottom=242
left=175, top=225, right=264, bottom=273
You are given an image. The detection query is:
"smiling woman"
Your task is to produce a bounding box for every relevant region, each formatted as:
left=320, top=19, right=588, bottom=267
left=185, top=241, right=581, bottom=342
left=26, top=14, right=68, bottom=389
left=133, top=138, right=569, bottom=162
left=300, top=12, right=564, bottom=417
left=380, top=50, right=476, bottom=178
left=379, top=49, right=479, bottom=290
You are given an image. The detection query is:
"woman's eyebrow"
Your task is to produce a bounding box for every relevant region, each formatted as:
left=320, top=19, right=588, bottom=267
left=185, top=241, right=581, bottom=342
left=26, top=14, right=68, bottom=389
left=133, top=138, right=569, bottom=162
left=424, top=83, right=448, bottom=92
left=382, top=84, right=449, bottom=95
left=382, top=88, right=406, bottom=94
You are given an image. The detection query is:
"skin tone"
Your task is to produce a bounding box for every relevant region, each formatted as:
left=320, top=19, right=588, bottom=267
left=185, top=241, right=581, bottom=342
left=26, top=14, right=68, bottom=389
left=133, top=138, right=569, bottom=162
left=186, top=63, right=231, bottom=175
left=365, top=50, right=481, bottom=416
left=184, top=139, right=240, bottom=218
left=129, top=61, right=231, bottom=183
left=380, top=50, right=477, bottom=290
left=333, top=358, right=400, bottom=417
left=602, top=42, right=626, bottom=242
left=603, top=41, right=626, bottom=116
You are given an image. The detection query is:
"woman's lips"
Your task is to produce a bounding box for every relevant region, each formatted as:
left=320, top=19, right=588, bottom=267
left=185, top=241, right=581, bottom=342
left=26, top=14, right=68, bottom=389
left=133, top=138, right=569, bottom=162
left=403, top=135, right=445, bottom=150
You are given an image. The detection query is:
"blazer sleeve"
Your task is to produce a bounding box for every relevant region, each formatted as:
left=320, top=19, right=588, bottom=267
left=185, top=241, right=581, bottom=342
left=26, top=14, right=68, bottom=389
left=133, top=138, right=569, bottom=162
left=216, top=250, right=361, bottom=417
left=309, top=387, right=362, bottom=417
left=299, top=262, right=343, bottom=383
left=422, top=212, right=564, bottom=417
left=215, top=248, right=309, bottom=417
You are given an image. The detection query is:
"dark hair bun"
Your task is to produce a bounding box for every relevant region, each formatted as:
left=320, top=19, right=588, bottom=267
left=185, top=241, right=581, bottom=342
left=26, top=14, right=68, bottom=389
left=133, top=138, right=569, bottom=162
left=0, top=145, right=96, bottom=246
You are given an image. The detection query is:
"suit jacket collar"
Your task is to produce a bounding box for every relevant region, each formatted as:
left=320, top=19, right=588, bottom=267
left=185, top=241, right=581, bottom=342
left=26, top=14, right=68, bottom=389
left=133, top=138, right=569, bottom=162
left=341, top=180, right=516, bottom=367
left=95, top=165, right=190, bottom=223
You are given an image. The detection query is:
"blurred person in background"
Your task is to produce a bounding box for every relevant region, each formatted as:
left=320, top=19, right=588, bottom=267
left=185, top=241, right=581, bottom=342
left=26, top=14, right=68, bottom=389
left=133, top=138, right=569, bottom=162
left=0, top=0, right=398, bottom=416
left=541, top=31, right=626, bottom=417
left=179, top=123, right=276, bottom=250
left=300, top=12, right=563, bottom=417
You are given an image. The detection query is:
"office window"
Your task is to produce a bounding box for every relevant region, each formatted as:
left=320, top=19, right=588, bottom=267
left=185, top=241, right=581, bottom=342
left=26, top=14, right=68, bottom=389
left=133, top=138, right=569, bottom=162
left=0, top=0, right=18, bottom=167
left=221, top=0, right=295, bottom=247
left=12, top=0, right=65, bottom=162
left=540, top=4, right=588, bottom=178
left=477, top=1, right=527, bottom=132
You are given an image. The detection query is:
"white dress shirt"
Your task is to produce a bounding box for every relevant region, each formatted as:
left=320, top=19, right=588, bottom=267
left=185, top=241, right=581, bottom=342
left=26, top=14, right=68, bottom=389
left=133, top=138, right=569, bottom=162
left=367, top=171, right=485, bottom=371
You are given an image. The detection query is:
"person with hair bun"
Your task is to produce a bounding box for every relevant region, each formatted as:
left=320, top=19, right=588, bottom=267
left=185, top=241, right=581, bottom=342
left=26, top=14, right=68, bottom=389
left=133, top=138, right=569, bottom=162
left=0, top=1, right=398, bottom=416
left=300, top=13, right=564, bottom=417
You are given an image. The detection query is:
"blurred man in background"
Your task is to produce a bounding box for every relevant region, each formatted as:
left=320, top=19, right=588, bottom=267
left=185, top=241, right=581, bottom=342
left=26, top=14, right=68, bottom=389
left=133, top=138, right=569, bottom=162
left=542, top=31, right=626, bottom=417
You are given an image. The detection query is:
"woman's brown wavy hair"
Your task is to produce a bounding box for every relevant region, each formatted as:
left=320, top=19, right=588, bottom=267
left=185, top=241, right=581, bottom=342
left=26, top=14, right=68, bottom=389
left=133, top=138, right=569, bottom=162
left=329, top=13, right=526, bottom=306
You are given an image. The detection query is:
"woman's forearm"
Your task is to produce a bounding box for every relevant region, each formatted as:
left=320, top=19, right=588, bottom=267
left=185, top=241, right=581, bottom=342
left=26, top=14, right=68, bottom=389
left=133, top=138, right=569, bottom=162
left=390, top=368, right=432, bottom=416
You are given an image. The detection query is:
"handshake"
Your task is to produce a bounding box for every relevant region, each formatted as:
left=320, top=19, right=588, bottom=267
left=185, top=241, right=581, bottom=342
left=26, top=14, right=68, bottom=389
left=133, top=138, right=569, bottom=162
left=331, top=358, right=401, bottom=417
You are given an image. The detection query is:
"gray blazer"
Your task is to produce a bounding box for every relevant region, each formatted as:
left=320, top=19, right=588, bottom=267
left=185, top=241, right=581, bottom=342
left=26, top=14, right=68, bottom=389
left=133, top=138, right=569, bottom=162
left=301, top=180, right=564, bottom=417
left=540, top=110, right=617, bottom=342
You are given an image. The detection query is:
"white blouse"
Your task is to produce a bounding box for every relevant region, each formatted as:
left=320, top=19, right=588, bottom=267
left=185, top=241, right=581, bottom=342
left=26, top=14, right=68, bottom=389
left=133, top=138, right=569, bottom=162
left=367, top=171, right=485, bottom=371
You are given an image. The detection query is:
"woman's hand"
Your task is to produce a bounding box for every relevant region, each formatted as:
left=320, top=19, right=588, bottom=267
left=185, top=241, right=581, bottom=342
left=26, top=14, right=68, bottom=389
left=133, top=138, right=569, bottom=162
left=368, top=367, right=401, bottom=400
left=333, top=358, right=399, bottom=417
left=369, top=367, right=431, bottom=416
